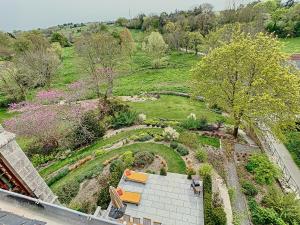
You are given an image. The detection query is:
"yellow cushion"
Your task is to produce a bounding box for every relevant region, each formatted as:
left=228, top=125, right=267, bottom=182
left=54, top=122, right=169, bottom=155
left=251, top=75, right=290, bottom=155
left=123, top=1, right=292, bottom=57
left=120, top=191, right=141, bottom=205
left=124, top=170, right=148, bottom=184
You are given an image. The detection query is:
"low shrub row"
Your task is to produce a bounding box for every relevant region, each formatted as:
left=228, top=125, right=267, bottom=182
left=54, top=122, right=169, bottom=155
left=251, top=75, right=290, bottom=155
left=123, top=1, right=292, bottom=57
left=169, top=142, right=189, bottom=156
left=203, top=174, right=227, bottom=225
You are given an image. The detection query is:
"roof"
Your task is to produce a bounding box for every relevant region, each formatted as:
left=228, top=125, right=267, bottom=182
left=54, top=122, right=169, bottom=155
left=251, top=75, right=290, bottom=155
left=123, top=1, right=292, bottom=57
left=107, top=172, right=204, bottom=225
left=0, top=210, right=46, bottom=225
left=0, top=188, right=119, bottom=225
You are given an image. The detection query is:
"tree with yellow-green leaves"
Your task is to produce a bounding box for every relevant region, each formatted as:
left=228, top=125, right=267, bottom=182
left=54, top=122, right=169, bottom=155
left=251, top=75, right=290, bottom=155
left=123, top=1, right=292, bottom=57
left=192, top=32, right=300, bottom=138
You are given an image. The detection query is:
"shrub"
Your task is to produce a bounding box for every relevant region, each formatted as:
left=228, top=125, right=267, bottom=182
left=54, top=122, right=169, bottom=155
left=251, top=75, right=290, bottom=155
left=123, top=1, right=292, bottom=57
left=121, top=151, right=134, bottom=168
left=199, top=116, right=208, bottom=130
left=163, top=127, right=179, bottom=141
left=170, top=141, right=179, bottom=149
left=134, top=151, right=155, bottom=168
left=199, top=163, right=213, bottom=177
left=137, top=113, right=146, bottom=123
left=154, top=134, right=164, bottom=142
left=111, top=110, right=137, bottom=129
left=55, top=180, right=80, bottom=204
left=262, top=186, right=300, bottom=224
left=70, top=111, right=105, bottom=149
left=95, top=149, right=105, bottom=157
left=181, top=117, right=199, bottom=130
left=246, top=154, right=281, bottom=185
left=160, top=167, right=167, bottom=176
left=203, top=174, right=227, bottom=225
left=241, top=180, right=258, bottom=197
left=196, top=149, right=208, bottom=162
left=69, top=200, right=96, bottom=214
left=134, top=133, right=152, bottom=142
left=248, top=198, right=286, bottom=225
left=31, top=154, right=55, bottom=167
left=109, top=159, right=125, bottom=177
left=176, top=145, right=189, bottom=156
left=47, top=168, right=69, bottom=186
left=186, top=167, right=196, bottom=179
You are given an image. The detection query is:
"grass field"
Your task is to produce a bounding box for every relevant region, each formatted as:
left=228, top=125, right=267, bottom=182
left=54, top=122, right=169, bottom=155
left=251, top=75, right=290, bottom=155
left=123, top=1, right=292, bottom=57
left=0, top=108, right=15, bottom=124
left=280, top=37, right=300, bottom=54
left=128, top=95, right=226, bottom=122
left=51, top=142, right=186, bottom=192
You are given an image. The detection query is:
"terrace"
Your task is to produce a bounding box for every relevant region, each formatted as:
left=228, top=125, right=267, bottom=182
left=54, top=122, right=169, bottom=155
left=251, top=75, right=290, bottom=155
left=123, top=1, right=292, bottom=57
left=107, top=172, right=204, bottom=225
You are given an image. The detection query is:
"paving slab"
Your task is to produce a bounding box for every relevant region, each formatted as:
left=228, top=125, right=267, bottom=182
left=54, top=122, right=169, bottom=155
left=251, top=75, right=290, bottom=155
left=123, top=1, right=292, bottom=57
left=116, top=172, right=204, bottom=225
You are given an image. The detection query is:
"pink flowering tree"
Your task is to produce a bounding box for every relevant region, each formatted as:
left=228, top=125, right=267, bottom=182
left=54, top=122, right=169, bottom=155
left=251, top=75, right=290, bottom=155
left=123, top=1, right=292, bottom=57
left=36, top=90, right=66, bottom=104
left=4, top=100, right=99, bottom=154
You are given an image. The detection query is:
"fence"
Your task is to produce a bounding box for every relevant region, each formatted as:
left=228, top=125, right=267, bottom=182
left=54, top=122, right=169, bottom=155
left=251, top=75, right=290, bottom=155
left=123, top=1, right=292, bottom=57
left=258, top=131, right=300, bottom=196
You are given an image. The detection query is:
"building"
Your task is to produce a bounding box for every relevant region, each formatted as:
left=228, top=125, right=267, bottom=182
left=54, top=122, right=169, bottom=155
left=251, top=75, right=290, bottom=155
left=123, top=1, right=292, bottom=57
left=0, top=125, right=57, bottom=203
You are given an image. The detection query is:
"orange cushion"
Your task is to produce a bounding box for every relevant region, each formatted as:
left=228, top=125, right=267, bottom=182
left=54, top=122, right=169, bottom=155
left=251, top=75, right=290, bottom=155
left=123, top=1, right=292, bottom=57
left=116, top=188, right=123, bottom=196
left=125, top=170, right=132, bottom=176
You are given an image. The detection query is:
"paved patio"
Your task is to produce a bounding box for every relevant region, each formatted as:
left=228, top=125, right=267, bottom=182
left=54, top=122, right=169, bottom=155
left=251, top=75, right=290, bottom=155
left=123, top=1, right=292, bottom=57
left=112, top=172, right=204, bottom=225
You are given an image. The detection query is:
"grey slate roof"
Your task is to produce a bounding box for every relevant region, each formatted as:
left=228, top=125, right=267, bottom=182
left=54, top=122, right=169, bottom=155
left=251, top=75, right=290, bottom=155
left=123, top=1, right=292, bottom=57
left=0, top=210, right=46, bottom=225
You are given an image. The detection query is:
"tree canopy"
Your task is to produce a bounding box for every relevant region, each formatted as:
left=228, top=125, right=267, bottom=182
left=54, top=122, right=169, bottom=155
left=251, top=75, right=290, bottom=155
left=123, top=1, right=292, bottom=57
left=192, top=31, right=300, bottom=138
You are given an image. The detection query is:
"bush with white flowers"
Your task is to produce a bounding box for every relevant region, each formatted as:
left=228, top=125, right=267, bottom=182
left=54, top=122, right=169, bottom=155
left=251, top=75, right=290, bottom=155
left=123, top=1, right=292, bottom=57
left=187, top=113, right=196, bottom=120
left=138, top=113, right=147, bottom=123
left=163, top=126, right=179, bottom=141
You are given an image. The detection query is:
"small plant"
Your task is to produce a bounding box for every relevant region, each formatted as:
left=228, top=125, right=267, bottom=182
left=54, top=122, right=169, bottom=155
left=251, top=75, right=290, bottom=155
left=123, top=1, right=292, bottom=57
left=121, top=151, right=134, bottom=168
left=95, top=149, right=105, bottom=157
left=160, top=167, right=167, bottom=176
left=145, top=170, right=156, bottom=174
left=109, top=159, right=125, bottom=177
left=163, top=126, right=179, bottom=141
left=170, top=141, right=179, bottom=149
left=134, top=133, right=152, bottom=142
left=199, top=163, right=213, bottom=177
left=181, top=117, right=199, bottom=130
left=246, top=154, right=281, bottom=185
left=196, top=148, right=208, bottom=162
left=154, top=134, right=164, bottom=142
left=176, top=145, right=189, bottom=156
left=186, top=167, right=196, bottom=179
left=241, top=180, right=258, bottom=197
left=111, top=110, right=137, bottom=129
left=228, top=187, right=236, bottom=203
left=133, top=151, right=155, bottom=168
left=137, top=113, right=146, bottom=123
left=198, top=116, right=208, bottom=130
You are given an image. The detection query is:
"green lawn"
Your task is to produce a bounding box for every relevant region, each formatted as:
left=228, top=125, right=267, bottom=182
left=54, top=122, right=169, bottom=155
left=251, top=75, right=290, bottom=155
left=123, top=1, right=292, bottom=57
left=127, top=95, right=226, bottom=122
left=51, top=142, right=186, bottom=193
left=198, top=135, right=220, bottom=148
left=40, top=128, right=163, bottom=178
left=52, top=47, right=83, bottom=89
left=0, top=108, right=15, bottom=124
left=280, top=37, right=300, bottom=54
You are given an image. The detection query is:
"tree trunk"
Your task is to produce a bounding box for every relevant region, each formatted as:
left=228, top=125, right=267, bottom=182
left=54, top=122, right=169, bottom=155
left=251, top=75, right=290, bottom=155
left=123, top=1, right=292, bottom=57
left=233, top=126, right=239, bottom=139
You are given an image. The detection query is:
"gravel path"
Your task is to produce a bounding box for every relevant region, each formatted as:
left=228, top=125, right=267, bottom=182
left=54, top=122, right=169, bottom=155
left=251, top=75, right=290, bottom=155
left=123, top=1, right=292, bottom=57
left=226, top=160, right=251, bottom=225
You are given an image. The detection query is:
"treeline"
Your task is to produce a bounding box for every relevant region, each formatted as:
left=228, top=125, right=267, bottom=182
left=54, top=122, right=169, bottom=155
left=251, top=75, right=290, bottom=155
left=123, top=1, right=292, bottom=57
left=116, top=0, right=300, bottom=50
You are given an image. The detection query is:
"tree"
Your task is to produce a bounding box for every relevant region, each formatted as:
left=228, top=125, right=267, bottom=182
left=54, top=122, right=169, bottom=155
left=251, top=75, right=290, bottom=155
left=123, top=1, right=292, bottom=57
left=51, top=42, right=63, bottom=59
left=75, top=33, right=123, bottom=118
left=15, top=46, right=60, bottom=88
left=13, top=31, right=49, bottom=53
left=0, top=32, right=13, bottom=59
left=142, top=32, right=168, bottom=68
left=119, top=28, right=136, bottom=70
left=0, top=62, right=31, bottom=101
left=188, top=32, right=203, bottom=55
left=192, top=31, right=300, bottom=138
left=50, top=32, right=70, bottom=47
